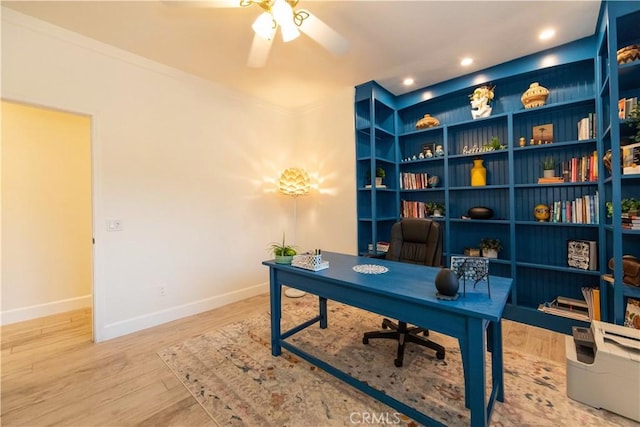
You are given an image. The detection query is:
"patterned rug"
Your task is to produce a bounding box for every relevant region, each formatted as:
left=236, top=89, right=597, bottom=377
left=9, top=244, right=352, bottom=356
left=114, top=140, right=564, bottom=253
left=158, top=298, right=634, bottom=426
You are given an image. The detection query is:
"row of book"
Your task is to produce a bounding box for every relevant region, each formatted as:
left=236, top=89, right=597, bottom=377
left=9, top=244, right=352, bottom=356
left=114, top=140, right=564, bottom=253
left=618, top=96, right=638, bottom=120
left=401, top=200, right=429, bottom=218
left=577, top=113, right=596, bottom=141
left=622, top=213, right=640, bottom=230
left=538, top=295, right=590, bottom=322
left=547, top=192, right=599, bottom=224
left=561, top=152, right=598, bottom=183
left=399, top=172, right=430, bottom=190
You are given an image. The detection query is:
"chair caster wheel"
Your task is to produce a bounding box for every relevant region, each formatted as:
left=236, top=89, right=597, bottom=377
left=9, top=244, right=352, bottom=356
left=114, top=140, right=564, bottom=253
left=363, top=337, right=369, bottom=345
left=436, top=352, right=445, bottom=360
left=394, top=359, right=403, bottom=367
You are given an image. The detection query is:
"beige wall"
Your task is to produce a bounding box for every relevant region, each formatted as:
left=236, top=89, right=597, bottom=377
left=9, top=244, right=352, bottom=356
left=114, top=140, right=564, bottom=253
left=1, top=8, right=357, bottom=339
left=1, top=101, right=93, bottom=322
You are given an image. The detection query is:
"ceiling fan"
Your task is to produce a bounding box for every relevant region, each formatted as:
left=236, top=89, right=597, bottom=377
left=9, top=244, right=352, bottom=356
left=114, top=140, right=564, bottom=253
left=167, top=0, right=349, bottom=68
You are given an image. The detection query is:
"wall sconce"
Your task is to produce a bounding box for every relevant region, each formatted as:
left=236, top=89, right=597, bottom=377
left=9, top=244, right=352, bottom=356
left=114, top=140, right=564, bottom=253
left=279, top=167, right=310, bottom=196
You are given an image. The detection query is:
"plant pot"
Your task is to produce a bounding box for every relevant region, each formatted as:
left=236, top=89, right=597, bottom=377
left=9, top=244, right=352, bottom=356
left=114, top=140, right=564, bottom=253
left=275, top=255, right=293, bottom=264
left=375, top=177, right=383, bottom=187
left=543, top=169, right=555, bottom=178
left=482, top=248, right=498, bottom=259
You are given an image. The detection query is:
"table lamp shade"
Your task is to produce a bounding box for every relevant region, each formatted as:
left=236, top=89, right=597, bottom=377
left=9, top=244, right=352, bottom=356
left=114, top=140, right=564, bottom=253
left=279, top=167, right=310, bottom=196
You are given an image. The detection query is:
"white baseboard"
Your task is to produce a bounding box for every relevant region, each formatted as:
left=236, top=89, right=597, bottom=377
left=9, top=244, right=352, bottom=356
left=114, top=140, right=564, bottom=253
left=1, top=295, right=92, bottom=325
left=99, top=282, right=269, bottom=341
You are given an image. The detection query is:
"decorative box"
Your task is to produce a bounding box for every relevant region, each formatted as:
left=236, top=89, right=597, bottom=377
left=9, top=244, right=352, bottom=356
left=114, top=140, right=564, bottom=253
left=292, top=254, right=329, bottom=271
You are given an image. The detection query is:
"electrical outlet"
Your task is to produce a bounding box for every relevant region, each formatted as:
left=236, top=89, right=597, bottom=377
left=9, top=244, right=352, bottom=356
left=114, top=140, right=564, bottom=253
left=159, top=285, right=167, bottom=297
left=106, top=219, right=123, bottom=232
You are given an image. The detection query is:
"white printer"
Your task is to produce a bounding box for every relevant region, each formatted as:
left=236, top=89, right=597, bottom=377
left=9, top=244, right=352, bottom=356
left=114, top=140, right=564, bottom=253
left=566, top=320, right=640, bottom=422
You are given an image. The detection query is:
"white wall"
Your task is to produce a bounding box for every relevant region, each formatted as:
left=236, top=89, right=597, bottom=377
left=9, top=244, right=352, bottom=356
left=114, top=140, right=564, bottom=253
left=293, top=89, right=357, bottom=254
left=1, top=8, right=358, bottom=339
left=1, top=101, right=93, bottom=322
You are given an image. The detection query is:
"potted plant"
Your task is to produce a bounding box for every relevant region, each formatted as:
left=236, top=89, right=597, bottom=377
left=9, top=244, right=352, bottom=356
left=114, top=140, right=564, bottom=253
left=375, top=167, right=386, bottom=186
left=627, top=104, right=640, bottom=143
left=268, top=233, right=297, bottom=264
left=480, top=238, right=502, bottom=258
left=606, top=198, right=640, bottom=217
left=540, top=157, right=556, bottom=178
left=426, top=202, right=445, bottom=217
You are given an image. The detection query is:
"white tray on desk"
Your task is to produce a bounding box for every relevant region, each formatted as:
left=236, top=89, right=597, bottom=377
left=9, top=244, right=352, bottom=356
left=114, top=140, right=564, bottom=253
left=292, top=254, right=329, bottom=271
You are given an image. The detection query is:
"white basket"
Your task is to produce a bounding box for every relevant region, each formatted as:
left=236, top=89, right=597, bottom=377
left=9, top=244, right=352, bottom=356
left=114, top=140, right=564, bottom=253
left=292, top=254, right=329, bottom=271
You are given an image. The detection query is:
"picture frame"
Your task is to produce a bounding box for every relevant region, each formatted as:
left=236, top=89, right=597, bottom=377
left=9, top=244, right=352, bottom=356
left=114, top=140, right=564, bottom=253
left=532, top=123, right=554, bottom=144
left=421, top=142, right=436, bottom=158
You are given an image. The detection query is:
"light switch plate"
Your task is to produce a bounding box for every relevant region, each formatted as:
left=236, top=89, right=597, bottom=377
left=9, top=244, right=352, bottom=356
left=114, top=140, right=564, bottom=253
left=106, top=219, right=123, bottom=232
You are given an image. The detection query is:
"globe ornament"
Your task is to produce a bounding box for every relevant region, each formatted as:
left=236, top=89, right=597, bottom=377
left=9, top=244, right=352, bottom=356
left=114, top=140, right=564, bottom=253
left=435, top=268, right=460, bottom=299
left=534, top=204, right=550, bottom=222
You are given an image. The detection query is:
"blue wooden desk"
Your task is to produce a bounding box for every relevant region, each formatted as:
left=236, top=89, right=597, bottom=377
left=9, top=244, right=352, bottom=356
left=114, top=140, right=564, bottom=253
left=263, top=251, right=512, bottom=427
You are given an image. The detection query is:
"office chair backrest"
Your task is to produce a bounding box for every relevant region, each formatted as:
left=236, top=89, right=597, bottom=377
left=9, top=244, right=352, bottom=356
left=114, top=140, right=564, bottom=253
left=385, top=218, right=443, bottom=267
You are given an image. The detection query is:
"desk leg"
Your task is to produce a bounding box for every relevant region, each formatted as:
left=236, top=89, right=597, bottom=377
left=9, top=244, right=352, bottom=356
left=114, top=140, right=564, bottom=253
left=319, top=296, right=327, bottom=329
left=490, top=320, right=504, bottom=402
left=466, top=317, right=488, bottom=427
left=269, top=268, right=282, bottom=356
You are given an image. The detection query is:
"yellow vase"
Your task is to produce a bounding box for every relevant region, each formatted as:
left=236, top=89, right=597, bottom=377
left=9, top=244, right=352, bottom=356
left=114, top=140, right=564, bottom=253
left=470, top=159, right=486, bottom=186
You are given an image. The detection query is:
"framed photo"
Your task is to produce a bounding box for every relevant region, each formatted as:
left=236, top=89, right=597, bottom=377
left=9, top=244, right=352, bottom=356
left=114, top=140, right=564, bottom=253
left=532, top=123, right=554, bottom=143
left=421, top=142, right=435, bottom=157
left=567, top=239, right=597, bottom=270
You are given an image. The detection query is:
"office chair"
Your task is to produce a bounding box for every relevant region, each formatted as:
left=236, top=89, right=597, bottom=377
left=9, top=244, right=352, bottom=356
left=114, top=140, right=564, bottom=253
left=362, top=218, right=446, bottom=367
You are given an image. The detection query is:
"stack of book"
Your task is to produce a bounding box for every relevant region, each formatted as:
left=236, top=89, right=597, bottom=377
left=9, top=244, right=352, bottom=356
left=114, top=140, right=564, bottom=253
left=581, top=287, right=601, bottom=321
left=538, top=296, right=589, bottom=321
left=622, top=213, right=640, bottom=230
left=577, top=113, right=596, bottom=141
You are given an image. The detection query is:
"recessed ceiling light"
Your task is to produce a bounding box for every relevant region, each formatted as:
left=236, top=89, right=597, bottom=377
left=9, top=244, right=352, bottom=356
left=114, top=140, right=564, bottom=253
left=539, top=28, right=556, bottom=40
left=461, top=57, right=473, bottom=66
left=403, top=77, right=415, bottom=86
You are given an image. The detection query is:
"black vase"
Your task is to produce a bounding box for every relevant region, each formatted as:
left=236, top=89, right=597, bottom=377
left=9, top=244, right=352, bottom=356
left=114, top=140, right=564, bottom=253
left=435, top=268, right=459, bottom=297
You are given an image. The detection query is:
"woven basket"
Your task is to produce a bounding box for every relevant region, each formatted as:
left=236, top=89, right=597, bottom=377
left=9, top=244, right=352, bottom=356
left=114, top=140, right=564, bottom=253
left=292, top=254, right=329, bottom=271
left=617, top=44, right=640, bottom=64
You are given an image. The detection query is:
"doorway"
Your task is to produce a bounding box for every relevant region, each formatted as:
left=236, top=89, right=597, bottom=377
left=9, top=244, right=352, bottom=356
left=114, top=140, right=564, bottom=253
left=1, top=100, right=93, bottom=338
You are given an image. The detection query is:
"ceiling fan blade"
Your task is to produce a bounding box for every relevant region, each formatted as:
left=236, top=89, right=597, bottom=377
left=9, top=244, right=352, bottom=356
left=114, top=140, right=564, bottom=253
left=298, top=10, right=349, bottom=56
left=247, top=33, right=274, bottom=68
left=162, top=0, right=241, bottom=8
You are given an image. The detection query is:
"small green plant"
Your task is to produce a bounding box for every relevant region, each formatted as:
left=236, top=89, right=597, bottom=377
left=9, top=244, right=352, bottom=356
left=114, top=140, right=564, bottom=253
left=540, top=157, right=556, bottom=170
left=480, top=238, right=502, bottom=251
left=426, top=202, right=445, bottom=215
left=627, top=104, right=640, bottom=143
left=490, top=136, right=502, bottom=150
left=268, top=233, right=297, bottom=257
left=375, top=167, right=386, bottom=179
left=606, top=198, right=640, bottom=217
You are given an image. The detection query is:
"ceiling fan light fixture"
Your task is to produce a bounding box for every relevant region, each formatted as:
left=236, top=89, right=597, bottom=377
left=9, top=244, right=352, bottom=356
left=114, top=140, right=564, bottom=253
left=252, top=12, right=276, bottom=40
left=280, top=23, right=300, bottom=42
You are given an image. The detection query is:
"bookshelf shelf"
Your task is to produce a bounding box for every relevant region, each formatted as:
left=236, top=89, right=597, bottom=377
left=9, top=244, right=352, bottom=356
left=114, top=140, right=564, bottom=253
left=355, top=4, right=640, bottom=333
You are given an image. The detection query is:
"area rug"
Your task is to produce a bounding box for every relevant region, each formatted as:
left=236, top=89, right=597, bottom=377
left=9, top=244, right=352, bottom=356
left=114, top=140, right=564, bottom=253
left=158, top=298, right=634, bottom=426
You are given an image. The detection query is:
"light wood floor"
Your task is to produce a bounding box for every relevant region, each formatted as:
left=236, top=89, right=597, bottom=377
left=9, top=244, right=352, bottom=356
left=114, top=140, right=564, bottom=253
left=1, top=293, right=567, bottom=426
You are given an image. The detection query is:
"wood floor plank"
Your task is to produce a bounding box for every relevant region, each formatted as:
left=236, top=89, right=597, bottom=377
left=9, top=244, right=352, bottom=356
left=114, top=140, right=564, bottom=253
left=0, top=293, right=569, bottom=426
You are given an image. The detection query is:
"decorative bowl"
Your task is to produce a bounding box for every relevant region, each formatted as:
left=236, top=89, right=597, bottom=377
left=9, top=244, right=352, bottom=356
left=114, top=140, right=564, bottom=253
left=521, top=82, right=549, bottom=109
left=617, top=44, right=640, bottom=64
left=467, top=206, right=494, bottom=219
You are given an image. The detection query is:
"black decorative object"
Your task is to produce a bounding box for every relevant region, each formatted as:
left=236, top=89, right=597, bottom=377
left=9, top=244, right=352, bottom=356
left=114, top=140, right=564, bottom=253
left=450, top=256, right=491, bottom=298
left=467, top=206, right=494, bottom=219
left=435, top=268, right=459, bottom=299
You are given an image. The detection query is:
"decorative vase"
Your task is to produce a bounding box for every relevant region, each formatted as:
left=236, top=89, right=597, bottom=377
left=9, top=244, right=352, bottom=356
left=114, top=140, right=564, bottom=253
left=543, top=169, right=555, bottom=178
left=416, top=114, right=440, bottom=129
left=470, top=159, right=487, bottom=186
left=435, top=268, right=459, bottom=297
left=521, top=82, right=549, bottom=109
left=468, top=206, right=494, bottom=219
left=482, top=248, right=498, bottom=259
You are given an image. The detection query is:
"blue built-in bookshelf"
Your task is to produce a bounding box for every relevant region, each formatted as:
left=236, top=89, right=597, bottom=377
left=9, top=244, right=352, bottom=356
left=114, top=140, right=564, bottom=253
left=354, top=1, right=640, bottom=334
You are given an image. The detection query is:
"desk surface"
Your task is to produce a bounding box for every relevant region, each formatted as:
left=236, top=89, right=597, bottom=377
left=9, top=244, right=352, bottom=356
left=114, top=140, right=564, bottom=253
left=263, top=251, right=511, bottom=322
